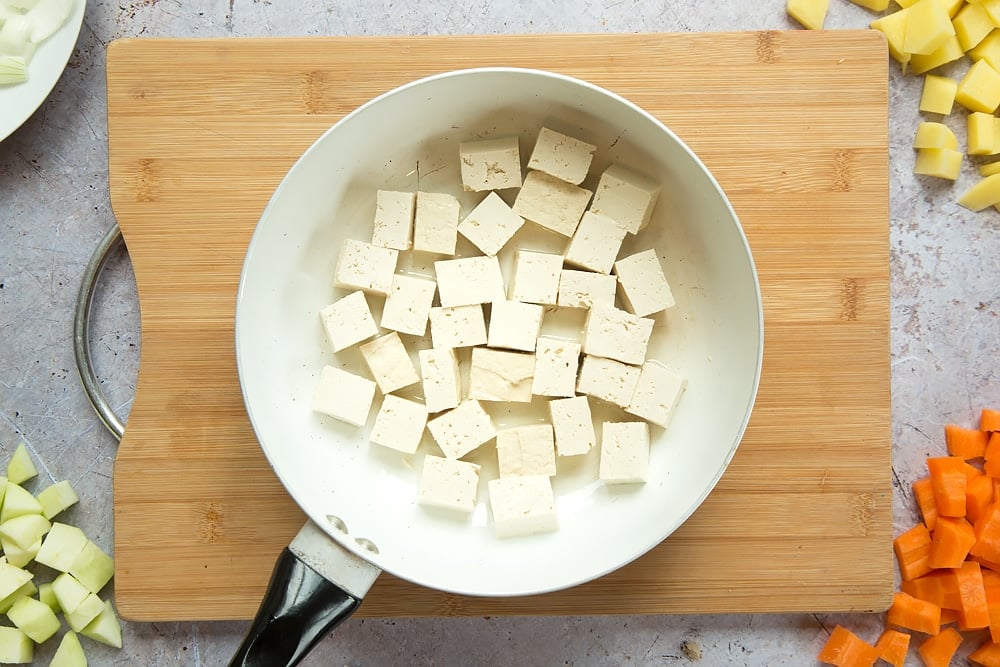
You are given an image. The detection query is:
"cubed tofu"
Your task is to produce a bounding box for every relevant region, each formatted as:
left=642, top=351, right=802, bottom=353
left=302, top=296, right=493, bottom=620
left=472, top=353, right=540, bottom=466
left=787, top=0, right=829, bottom=30
left=582, top=307, right=654, bottom=366
left=456, top=191, right=525, bottom=256
left=428, top=305, right=487, bottom=348
left=563, top=211, right=628, bottom=274
left=919, top=75, right=958, bottom=115
left=426, top=399, right=497, bottom=459
left=871, top=9, right=912, bottom=67
left=589, top=162, right=661, bottom=234
left=626, top=361, right=687, bottom=428
left=614, top=249, right=676, bottom=317
left=334, top=239, right=398, bottom=295
left=468, top=348, right=535, bottom=403
left=311, top=365, right=376, bottom=427
left=969, top=111, right=995, bottom=154
left=532, top=337, right=581, bottom=398
left=434, top=255, right=506, bottom=307
left=509, top=249, right=562, bottom=305
left=903, top=0, right=956, bottom=56
left=487, top=300, right=544, bottom=352
left=370, top=394, right=429, bottom=454
left=954, top=2, right=995, bottom=52
left=414, top=191, right=461, bottom=255
left=910, top=34, right=964, bottom=75
left=359, top=332, right=420, bottom=394
left=599, top=421, right=650, bottom=484
left=548, top=396, right=596, bottom=456
left=380, top=273, right=437, bottom=336
left=512, top=170, right=592, bottom=237
left=576, top=355, right=642, bottom=408
left=956, top=59, right=1000, bottom=113
left=459, top=136, right=522, bottom=192
left=526, top=127, right=596, bottom=185
left=496, top=424, right=556, bottom=477
left=418, top=348, right=463, bottom=413
left=557, top=269, right=617, bottom=310
left=487, top=475, right=558, bottom=538
left=417, top=455, right=481, bottom=512
left=913, top=121, right=959, bottom=149
left=320, top=290, right=379, bottom=352
left=371, top=190, right=415, bottom=250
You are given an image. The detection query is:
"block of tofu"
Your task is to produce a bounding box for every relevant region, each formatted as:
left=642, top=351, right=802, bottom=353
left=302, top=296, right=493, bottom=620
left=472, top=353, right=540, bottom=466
left=418, top=348, right=462, bottom=413
left=557, top=269, right=617, bottom=310
left=459, top=136, right=522, bottom=192
left=369, top=394, right=429, bottom=454
left=576, top=355, right=641, bottom=408
left=319, top=290, right=379, bottom=352
left=563, top=211, right=628, bottom=274
left=417, top=455, right=481, bottom=512
left=380, top=273, right=437, bottom=336
left=426, top=399, right=496, bottom=459
left=582, top=307, right=654, bottom=366
left=599, top=421, right=650, bottom=484
left=371, top=190, right=415, bottom=250
left=487, top=300, right=544, bottom=352
left=359, top=332, right=420, bottom=394
left=488, top=475, right=558, bottom=538
left=414, top=191, right=461, bottom=255
left=311, top=365, right=376, bottom=427
left=334, top=239, right=398, bottom=295
left=589, top=163, right=661, bottom=234
left=428, top=304, right=487, bottom=348
left=527, top=127, right=596, bottom=185
left=512, top=170, right=592, bottom=237
left=496, top=424, right=556, bottom=477
left=614, top=249, right=676, bottom=317
left=509, top=249, right=562, bottom=305
left=532, top=337, right=581, bottom=398
left=468, top=348, right=535, bottom=403
left=626, top=361, right=686, bottom=428
left=548, top=396, right=596, bottom=456
left=434, top=256, right=506, bottom=307
left=457, top=192, right=525, bottom=256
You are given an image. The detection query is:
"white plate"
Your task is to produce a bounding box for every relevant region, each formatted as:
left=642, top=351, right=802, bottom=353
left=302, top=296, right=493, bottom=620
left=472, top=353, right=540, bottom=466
left=236, top=68, right=763, bottom=598
left=0, top=0, right=85, bottom=142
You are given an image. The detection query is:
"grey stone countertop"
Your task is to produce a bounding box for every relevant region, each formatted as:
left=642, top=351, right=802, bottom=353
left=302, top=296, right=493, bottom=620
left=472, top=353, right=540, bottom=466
left=2, top=0, right=999, bottom=665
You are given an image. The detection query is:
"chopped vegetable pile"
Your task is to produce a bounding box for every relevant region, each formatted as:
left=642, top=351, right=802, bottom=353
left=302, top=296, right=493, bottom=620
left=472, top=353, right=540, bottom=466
left=0, top=0, right=75, bottom=85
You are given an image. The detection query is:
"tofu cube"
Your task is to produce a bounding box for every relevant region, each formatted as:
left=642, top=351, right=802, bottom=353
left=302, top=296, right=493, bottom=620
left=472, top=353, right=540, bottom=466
left=914, top=148, right=963, bottom=180
left=334, top=239, right=398, bottom=295
left=582, top=307, right=654, bottom=366
left=902, top=0, right=955, bottom=55
left=371, top=190, right=415, bottom=250
left=418, top=348, right=462, bottom=413
left=954, top=2, right=994, bottom=52
left=557, top=269, right=617, bottom=310
left=512, top=170, right=592, bottom=237
left=369, top=394, right=429, bottom=454
left=459, top=136, right=522, bottom=192
left=496, top=424, right=556, bottom=477
left=380, top=273, right=437, bottom=336
left=527, top=127, right=596, bottom=185
left=319, top=290, right=379, bottom=352
left=426, top=399, right=496, bottom=459
left=913, top=122, right=958, bottom=150
left=428, top=305, right=487, bottom=348
left=548, top=396, right=596, bottom=456
left=577, top=355, right=641, bottom=408
left=532, top=337, right=581, bottom=398
left=468, top=348, right=535, bottom=403
left=434, top=256, right=506, bottom=307
left=311, top=366, right=376, bottom=427
left=563, top=211, right=628, bottom=274
left=786, top=0, right=829, bottom=30
left=487, top=300, right=544, bottom=352
left=614, top=249, right=676, bottom=317
left=414, top=191, right=461, bottom=255
left=359, top=332, right=420, bottom=394
left=919, top=75, right=957, bottom=115
left=599, top=422, right=650, bottom=484
left=509, top=249, right=562, bottom=305
left=417, top=455, right=481, bottom=512
left=488, top=475, right=558, bottom=538
left=626, top=361, right=687, bottom=428
left=589, top=162, right=661, bottom=234
left=457, top=191, right=525, bottom=256
left=956, top=59, right=1000, bottom=113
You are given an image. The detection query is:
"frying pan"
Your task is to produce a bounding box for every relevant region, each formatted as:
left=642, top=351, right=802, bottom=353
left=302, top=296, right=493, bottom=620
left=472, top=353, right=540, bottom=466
left=231, top=68, right=763, bottom=665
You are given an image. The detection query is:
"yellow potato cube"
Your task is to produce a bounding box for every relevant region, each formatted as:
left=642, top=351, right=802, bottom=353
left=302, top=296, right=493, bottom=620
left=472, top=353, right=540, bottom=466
left=969, top=30, right=1000, bottom=71
left=849, top=0, right=890, bottom=10
left=954, top=2, right=995, bottom=52
left=958, top=173, right=1000, bottom=210
left=872, top=9, right=912, bottom=66
left=920, top=74, right=958, bottom=114
left=956, top=59, right=1000, bottom=112
left=981, top=0, right=1000, bottom=25
left=903, top=0, right=957, bottom=55
left=914, top=122, right=959, bottom=149
left=910, top=35, right=965, bottom=74
left=969, top=112, right=996, bottom=154
left=895, top=0, right=917, bottom=6
left=980, top=160, right=1000, bottom=176
left=787, top=0, right=829, bottom=30
left=940, top=0, right=965, bottom=18
left=914, top=148, right=963, bottom=179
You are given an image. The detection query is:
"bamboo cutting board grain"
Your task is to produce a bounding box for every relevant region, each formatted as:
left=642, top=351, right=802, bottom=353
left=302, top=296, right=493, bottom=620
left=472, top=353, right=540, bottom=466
left=107, top=31, right=891, bottom=621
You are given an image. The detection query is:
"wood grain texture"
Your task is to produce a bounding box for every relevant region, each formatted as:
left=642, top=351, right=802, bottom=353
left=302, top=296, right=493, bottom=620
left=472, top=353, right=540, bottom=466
left=107, top=31, right=892, bottom=621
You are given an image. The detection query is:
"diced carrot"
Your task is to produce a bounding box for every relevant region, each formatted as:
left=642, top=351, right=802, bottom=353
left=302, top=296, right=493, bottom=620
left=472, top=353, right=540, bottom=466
left=972, top=639, right=1000, bottom=667
left=817, top=625, right=879, bottom=667
left=989, top=433, right=1000, bottom=462
left=974, top=504, right=1000, bottom=563
left=970, top=474, right=997, bottom=523
left=928, top=456, right=969, bottom=517
left=894, top=523, right=933, bottom=581
left=887, top=591, right=942, bottom=635
left=985, top=571, right=1000, bottom=643
left=918, top=626, right=963, bottom=667
left=873, top=629, right=909, bottom=667
left=929, top=516, right=977, bottom=569
left=948, top=423, right=990, bottom=459
left=914, top=477, right=940, bottom=530
left=956, top=560, right=991, bottom=630
left=940, top=606, right=960, bottom=625
left=983, top=409, right=1000, bottom=432
left=902, top=571, right=962, bottom=610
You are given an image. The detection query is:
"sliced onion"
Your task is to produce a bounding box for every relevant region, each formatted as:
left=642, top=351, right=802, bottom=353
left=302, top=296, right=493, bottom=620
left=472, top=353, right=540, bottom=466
left=0, top=12, right=32, bottom=60
left=0, top=54, right=27, bottom=85
left=26, top=0, right=72, bottom=43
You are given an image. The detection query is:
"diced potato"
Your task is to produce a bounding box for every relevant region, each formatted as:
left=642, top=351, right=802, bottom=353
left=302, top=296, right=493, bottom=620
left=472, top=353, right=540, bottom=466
left=903, top=0, right=957, bottom=55
left=954, top=2, right=995, bottom=52
left=0, top=483, right=42, bottom=523
left=914, top=147, right=963, bottom=178
left=0, top=626, right=32, bottom=664
left=968, top=112, right=995, bottom=154
left=896, top=0, right=917, bottom=6
left=36, top=480, right=78, bottom=520
left=940, top=0, right=966, bottom=18
left=5, top=445, right=36, bottom=486
left=914, top=121, right=959, bottom=149
left=80, top=600, right=122, bottom=649
left=872, top=9, right=912, bottom=66
left=919, top=74, right=958, bottom=114
left=981, top=0, right=1000, bottom=25
left=980, top=160, right=1000, bottom=176
left=969, top=29, right=1000, bottom=70
left=956, top=59, right=1000, bottom=112
left=958, top=173, right=1000, bottom=210
left=787, top=0, right=829, bottom=30
left=849, top=0, right=890, bottom=9
left=50, top=631, right=86, bottom=667
left=7, top=595, right=61, bottom=643
left=910, top=35, right=964, bottom=74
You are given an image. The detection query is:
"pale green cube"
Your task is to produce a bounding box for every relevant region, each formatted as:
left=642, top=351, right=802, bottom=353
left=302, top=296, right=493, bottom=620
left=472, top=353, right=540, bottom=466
left=38, top=582, right=59, bottom=614
left=0, top=581, right=37, bottom=614
left=0, top=626, right=32, bottom=663
left=5, top=445, right=37, bottom=486
left=51, top=574, right=89, bottom=615
left=50, top=631, right=87, bottom=667
left=0, top=483, right=43, bottom=523
left=7, top=595, right=60, bottom=643
left=68, top=541, right=114, bottom=594
left=65, top=592, right=103, bottom=632
left=36, top=481, right=78, bottom=520
left=0, top=562, right=33, bottom=600
left=0, top=513, right=50, bottom=550
left=35, top=523, right=88, bottom=573
left=1, top=537, right=40, bottom=568
left=80, top=599, right=121, bottom=648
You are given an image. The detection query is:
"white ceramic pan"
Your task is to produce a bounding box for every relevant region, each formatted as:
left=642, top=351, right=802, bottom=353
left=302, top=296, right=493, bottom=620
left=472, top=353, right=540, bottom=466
left=231, top=68, right=763, bottom=666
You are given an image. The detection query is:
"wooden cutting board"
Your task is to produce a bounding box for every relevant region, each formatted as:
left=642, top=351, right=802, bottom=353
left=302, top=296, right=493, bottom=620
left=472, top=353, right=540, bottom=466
left=107, top=31, right=891, bottom=621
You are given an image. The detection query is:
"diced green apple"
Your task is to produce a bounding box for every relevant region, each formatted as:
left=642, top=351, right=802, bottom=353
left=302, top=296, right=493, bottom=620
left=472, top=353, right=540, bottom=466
left=35, top=522, right=88, bottom=572
left=0, top=626, right=32, bottom=663
left=80, top=599, right=122, bottom=649
left=65, top=592, right=103, bottom=632
left=0, top=483, right=43, bottom=523
left=51, top=573, right=89, bottom=615
left=7, top=595, right=60, bottom=643
left=68, top=541, right=114, bottom=594
left=0, top=581, right=37, bottom=614
left=36, top=480, right=79, bottom=520
left=50, top=631, right=87, bottom=667
left=5, top=444, right=37, bottom=485
left=0, top=513, right=50, bottom=550
left=1, top=537, right=40, bottom=568
left=0, top=562, right=33, bottom=600
left=37, top=582, right=59, bottom=614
